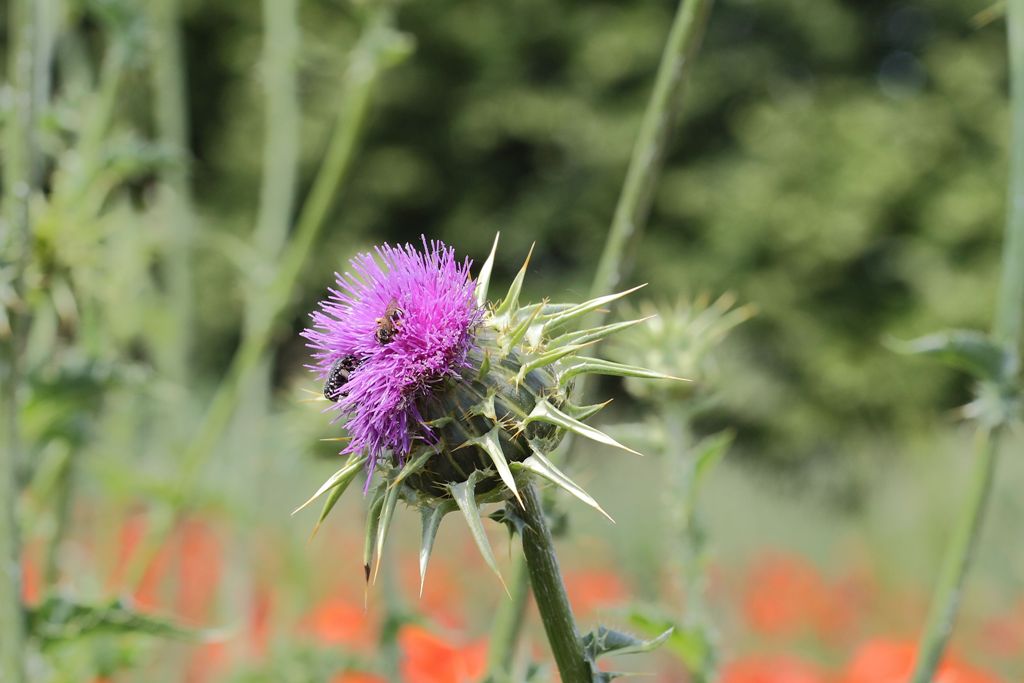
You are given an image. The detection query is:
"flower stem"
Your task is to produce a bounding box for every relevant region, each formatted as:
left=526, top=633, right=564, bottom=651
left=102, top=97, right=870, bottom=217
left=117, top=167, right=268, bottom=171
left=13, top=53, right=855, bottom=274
left=519, top=483, right=592, bottom=683
left=909, top=2, right=1024, bottom=679
left=123, top=8, right=406, bottom=590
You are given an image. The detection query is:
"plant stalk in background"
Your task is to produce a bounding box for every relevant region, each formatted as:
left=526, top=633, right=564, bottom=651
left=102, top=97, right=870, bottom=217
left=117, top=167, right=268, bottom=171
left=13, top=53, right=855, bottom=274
left=486, top=0, right=715, bottom=673
left=909, top=2, right=1024, bottom=680
left=150, top=0, right=196, bottom=386
left=589, top=0, right=715, bottom=304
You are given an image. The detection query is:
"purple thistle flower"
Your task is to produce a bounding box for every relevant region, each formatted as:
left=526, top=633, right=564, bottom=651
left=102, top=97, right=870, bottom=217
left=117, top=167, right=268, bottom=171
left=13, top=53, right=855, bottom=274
left=303, top=238, right=482, bottom=475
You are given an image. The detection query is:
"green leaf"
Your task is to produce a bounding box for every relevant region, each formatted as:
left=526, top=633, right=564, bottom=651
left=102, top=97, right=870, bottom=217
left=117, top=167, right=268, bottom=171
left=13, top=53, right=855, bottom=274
left=494, top=243, right=534, bottom=318
left=419, top=501, right=456, bottom=597
left=522, top=400, right=642, bottom=456
left=292, top=454, right=367, bottom=515
left=392, top=448, right=436, bottom=488
left=475, top=232, right=501, bottom=307
left=372, top=479, right=402, bottom=583
left=449, top=471, right=508, bottom=593
left=458, top=426, right=522, bottom=506
left=310, top=482, right=346, bottom=539
left=582, top=624, right=673, bottom=659
left=504, top=300, right=544, bottom=352
left=628, top=610, right=713, bottom=673
left=888, top=329, right=1019, bottom=384
left=28, top=595, right=202, bottom=648
left=562, top=399, right=613, bottom=421
left=516, top=343, right=593, bottom=383
left=559, top=357, right=689, bottom=386
left=468, top=392, right=498, bottom=422
left=693, top=430, right=734, bottom=490
left=540, top=284, right=647, bottom=334
left=546, top=316, right=655, bottom=349
left=514, top=448, right=613, bottom=522
left=363, top=486, right=387, bottom=584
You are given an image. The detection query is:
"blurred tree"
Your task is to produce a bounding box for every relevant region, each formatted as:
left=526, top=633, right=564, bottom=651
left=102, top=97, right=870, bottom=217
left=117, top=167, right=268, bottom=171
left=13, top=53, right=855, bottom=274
left=173, top=0, right=1003, bottom=465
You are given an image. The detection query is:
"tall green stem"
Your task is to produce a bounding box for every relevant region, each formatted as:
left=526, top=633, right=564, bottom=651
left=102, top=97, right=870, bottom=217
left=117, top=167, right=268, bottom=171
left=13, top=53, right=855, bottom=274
left=664, top=405, right=717, bottom=682
left=589, top=0, right=714, bottom=303
left=520, top=484, right=592, bottom=683
left=1, top=0, right=42, bottom=679
left=123, top=8, right=406, bottom=589
left=232, top=0, right=301, bottom=490
left=909, top=2, right=1024, bottom=679
left=910, top=428, right=1000, bottom=682
left=249, top=0, right=300, bottom=336
left=997, top=0, right=1024, bottom=349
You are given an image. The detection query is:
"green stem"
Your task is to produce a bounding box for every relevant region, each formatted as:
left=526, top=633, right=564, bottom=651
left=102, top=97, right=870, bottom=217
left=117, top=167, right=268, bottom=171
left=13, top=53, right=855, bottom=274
left=230, top=0, right=302, bottom=492
left=588, top=0, right=714, bottom=305
left=485, top=546, right=530, bottom=678
left=150, top=0, right=195, bottom=387
left=251, top=0, right=301, bottom=308
left=519, top=484, right=592, bottom=683
left=909, top=428, right=1000, bottom=682
left=909, top=2, right=1024, bottom=679
left=123, top=8, right=405, bottom=590
left=998, top=0, right=1024, bottom=349
left=1, top=0, right=43, bottom=679
left=664, top=405, right=716, bottom=682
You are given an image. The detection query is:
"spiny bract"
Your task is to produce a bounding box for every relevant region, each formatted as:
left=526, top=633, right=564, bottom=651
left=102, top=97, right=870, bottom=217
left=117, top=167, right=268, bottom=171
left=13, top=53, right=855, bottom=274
left=298, top=235, right=684, bottom=591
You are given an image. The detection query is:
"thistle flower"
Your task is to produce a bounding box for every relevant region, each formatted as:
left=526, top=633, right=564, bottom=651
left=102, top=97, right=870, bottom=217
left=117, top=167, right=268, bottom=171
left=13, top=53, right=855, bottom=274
left=302, top=239, right=482, bottom=474
left=297, top=235, right=682, bottom=590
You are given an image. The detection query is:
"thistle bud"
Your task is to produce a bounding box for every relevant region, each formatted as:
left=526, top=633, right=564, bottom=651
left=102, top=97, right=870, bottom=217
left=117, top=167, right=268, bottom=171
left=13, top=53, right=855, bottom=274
left=607, top=295, right=756, bottom=403
left=298, top=236, right=683, bottom=590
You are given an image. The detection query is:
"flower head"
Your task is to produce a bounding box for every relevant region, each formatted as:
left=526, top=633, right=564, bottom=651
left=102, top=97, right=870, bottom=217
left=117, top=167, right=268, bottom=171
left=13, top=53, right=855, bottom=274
left=298, top=235, right=683, bottom=592
left=303, top=238, right=482, bottom=472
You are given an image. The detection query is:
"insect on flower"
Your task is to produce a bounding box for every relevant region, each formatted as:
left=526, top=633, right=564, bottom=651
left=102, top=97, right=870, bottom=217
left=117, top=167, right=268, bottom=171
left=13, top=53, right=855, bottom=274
left=374, top=298, right=404, bottom=344
left=323, top=354, right=363, bottom=402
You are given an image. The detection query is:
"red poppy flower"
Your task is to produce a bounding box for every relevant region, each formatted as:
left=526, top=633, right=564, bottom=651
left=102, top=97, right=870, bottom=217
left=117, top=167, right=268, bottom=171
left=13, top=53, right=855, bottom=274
left=565, top=569, right=628, bottom=617
left=302, top=597, right=377, bottom=648
left=397, top=624, right=487, bottom=683
left=743, top=552, right=857, bottom=642
left=176, top=518, right=222, bottom=621
left=840, top=638, right=1002, bottom=683
left=20, top=541, right=42, bottom=605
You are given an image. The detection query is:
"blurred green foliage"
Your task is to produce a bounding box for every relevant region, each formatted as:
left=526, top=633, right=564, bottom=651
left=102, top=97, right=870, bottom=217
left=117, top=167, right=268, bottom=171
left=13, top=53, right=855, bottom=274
left=162, top=0, right=1008, bottom=464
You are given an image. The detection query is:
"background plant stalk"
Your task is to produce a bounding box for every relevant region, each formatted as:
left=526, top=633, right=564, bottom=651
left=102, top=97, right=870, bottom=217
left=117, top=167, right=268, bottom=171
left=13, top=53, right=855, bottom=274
left=909, top=0, right=1024, bottom=679
left=486, top=0, right=715, bottom=671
